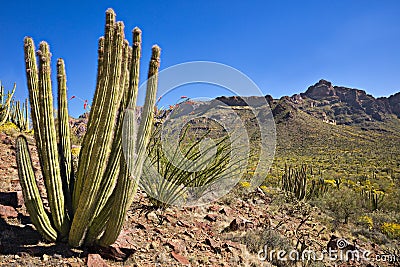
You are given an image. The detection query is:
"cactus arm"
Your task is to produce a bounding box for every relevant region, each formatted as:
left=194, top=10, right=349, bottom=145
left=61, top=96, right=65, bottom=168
left=94, top=41, right=132, bottom=212
left=72, top=10, right=116, bottom=207
left=24, top=99, right=30, bottom=131
left=98, top=45, right=160, bottom=246
left=69, top=19, right=126, bottom=247
left=37, top=42, right=70, bottom=236
left=16, top=136, right=58, bottom=241
left=128, top=27, right=142, bottom=107
left=24, top=37, right=45, bottom=171
left=57, top=58, right=74, bottom=218
left=85, top=30, right=142, bottom=243
left=82, top=42, right=132, bottom=246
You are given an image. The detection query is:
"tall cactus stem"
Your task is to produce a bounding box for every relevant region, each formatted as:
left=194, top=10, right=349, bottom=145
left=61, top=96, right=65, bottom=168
left=72, top=9, right=116, bottom=208
left=85, top=29, right=141, bottom=242
left=16, top=136, right=58, bottom=241
left=57, top=58, right=74, bottom=219
left=98, top=45, right=161, bottom=246
left=25, top=98, right=29, bottom=130
left=69, top=19, right=126, bottom=247
left=37, top=42, right=70, bottom=236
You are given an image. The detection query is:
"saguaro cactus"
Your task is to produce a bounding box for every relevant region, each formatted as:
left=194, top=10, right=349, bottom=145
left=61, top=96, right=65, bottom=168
left=16, top=8, right=160, bottom=247
left=0, top=81, right=16, bottom=127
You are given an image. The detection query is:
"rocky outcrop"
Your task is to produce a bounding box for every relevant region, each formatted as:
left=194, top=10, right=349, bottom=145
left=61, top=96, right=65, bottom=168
left=303, top=79, right=336, bottom=99
left=301, top=79, right=399, bottom=124
left=388, top=92, right=400, bottom=117
left=215, top=95, right=274, bottom=107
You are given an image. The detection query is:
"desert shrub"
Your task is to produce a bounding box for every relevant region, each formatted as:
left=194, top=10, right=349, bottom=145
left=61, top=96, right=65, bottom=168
left=357, top=215, right=373, bottom=230
left=381, top=222, right=400, bottom=239
left=234, top=228, right=295, bottom=267
left=352, top=228, right=390, bottom=245
left=0, top=121, right=19, bottom=135
left=310, top=186, right=364, bottom=224
left=143, top=124, right=241, bottom=208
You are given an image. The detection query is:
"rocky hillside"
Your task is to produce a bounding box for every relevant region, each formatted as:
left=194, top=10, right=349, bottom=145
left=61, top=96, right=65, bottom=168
left=217, top=79, right=400, bottom=125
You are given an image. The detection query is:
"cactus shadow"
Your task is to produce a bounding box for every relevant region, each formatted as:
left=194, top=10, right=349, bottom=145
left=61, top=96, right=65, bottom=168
left=0, top=217, right=84, bottom=258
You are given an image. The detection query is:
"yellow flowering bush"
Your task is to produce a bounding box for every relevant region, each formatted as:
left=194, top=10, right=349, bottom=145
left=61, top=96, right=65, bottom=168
left=324, top=179, right=336, bottom=187
left=381, top=222, right=400, bottom=239
left=0, top=121, right=19, bottom=133
left=240, top=181, right=251, bottom=188
left=358, top=215, right=373, bottom=230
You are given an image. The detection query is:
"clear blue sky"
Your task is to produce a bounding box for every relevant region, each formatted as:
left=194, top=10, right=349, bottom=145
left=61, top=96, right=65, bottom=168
left=1, top=0, right=399, bottom=117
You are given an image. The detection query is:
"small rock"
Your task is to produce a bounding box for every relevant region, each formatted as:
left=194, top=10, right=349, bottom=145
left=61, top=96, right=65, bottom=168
left=176, top=220, right=190, bottom=227
left=222, top=217, right=254, bottom=232
left=219, top=207, right=233, bottom=216
left=205, top=238, right=221, bottom=253
left=166, top=240, right=186, bottom=253
left=207, top=205, right=220, bottom=212
left=171, top=251, right=190, bottom=265
left=42, top=254, right=49, bottom=261
left=254, top=198, right=264, bottom=205
left=136, top=223, right=147, bottom=230
left=87, top=253, right=108, bottom=267
left=0, top=204, right=18, bottom=219
left=147, top=211, right=159, bottom=224
left=204, top=214, right=218, bottom=222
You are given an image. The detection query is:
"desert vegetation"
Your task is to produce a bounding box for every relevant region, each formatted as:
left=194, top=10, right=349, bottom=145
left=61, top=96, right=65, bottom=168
left=0, top=7, right=399, bottom=267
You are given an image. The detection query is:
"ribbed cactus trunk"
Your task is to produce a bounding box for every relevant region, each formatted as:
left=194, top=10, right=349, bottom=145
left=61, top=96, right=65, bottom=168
left=16, top=8, right=161, bottom=247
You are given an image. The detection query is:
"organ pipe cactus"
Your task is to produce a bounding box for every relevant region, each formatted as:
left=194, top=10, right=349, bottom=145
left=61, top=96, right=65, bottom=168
left=282, top=164, right=307, bottom=200
left=281, top=164, right=328, bottom=201
left=16, top=8, right=160, bottom=247
left=10, top=99, right=30, bottom=131
left=0, top=81, right=16, bottom=127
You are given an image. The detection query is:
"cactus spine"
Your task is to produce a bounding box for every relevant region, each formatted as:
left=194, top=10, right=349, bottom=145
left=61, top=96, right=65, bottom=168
left=17, top=8, right=161, bottom=247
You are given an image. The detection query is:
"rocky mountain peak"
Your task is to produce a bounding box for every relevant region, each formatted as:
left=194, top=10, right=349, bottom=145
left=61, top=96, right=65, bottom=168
left=304, top=79, right=336, bottom=99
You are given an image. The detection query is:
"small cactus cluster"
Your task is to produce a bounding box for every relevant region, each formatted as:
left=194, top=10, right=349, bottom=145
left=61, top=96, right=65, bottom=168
left=0, top=81, right=16, bottom=127
left=361, top=188, right=385, bottom=211
left=10, top=99, right=30, bottom=131
left=281, top=164, right=328, bottom=201
left=16, top=8, right=160, bottom=247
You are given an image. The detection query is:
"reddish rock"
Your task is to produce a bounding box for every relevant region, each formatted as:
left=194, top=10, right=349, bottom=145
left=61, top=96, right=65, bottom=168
left=171, top=251, right=190, bottom=265
left=207, top=204, right=220, bottom=212
left=166, top=240, right=186, bottom=253
left=87, top=254, right=108, bottom=267
left=0, top=204, right=18, bottom=219
left=219, top=207, right=234, bottom=216
left=176, top=220, right=190, bottom=227
left=222, top=217, right=254, bottom=232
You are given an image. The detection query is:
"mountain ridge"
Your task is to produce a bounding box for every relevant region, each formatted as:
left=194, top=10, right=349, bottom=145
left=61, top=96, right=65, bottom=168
left=216, top=79, right=400, bottom=125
